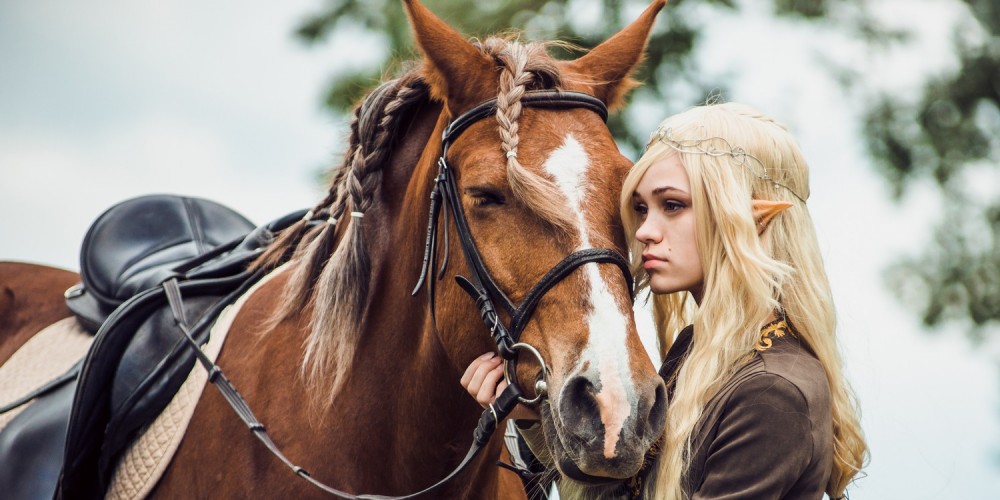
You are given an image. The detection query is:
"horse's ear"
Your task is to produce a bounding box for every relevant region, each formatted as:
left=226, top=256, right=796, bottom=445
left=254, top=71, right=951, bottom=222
left=567, top=0, right=667, bottom=109
left=402, top=0, right=494, bottom=112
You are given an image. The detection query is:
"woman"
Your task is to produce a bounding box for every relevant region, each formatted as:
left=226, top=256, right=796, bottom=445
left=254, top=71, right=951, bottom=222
left=463, top=102, right=868, bottom=498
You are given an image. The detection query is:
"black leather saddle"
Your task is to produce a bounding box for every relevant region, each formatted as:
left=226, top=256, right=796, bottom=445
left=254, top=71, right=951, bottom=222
left=0, top=194, right=304, bottom=500
left=66, top=194, right=258, bottom=333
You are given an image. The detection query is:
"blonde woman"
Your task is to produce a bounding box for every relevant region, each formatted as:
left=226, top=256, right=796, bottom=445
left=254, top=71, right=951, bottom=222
left=463, top=102, right=868, bottom=499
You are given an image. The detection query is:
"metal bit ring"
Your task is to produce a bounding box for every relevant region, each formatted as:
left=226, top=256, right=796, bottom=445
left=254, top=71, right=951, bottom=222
left=502, top=342, right=549, bottom=405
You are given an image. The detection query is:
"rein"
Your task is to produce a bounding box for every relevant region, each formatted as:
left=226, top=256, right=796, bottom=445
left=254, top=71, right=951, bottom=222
left=166, top=90, right=630, bottom=498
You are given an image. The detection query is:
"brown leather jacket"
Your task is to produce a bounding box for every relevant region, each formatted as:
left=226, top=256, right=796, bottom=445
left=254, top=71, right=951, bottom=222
left=672, top=324, right=834, bottom=499
left=516, top=322, right=834, bottom=499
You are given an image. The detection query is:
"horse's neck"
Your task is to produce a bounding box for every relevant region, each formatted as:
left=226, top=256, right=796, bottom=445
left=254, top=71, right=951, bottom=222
left=354, top=100, right=499, bottom=475
left=224, top=99, right=500, bottom=496
left=360, top=101, right=472, bottom=409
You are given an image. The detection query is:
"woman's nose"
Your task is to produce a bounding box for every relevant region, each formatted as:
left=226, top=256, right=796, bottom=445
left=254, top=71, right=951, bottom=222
left=635, top=217, right=659, bottom=244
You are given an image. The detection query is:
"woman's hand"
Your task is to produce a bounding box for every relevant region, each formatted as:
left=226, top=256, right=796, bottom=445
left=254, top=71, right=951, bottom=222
left=460, top=352, right=506, bottom=408
left=460, top=352, right=541, bottom=421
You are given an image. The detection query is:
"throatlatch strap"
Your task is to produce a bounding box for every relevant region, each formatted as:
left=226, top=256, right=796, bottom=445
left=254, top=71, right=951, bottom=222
left=163, top=278, right=519, bottom=499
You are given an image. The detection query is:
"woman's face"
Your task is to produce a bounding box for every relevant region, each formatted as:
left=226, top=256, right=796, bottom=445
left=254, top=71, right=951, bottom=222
left=632, top=153, right=704, bottom=300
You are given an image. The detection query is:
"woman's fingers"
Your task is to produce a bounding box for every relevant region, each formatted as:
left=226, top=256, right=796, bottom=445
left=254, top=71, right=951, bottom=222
left=467, top=357, right=502, bottom=400
left=461, top=357, right=540, bottom=420
left=461, top=352, right=496, bottom=387
left=476, top=364, right=506, bottom=405
left=461, top=353, right=502, bottom=405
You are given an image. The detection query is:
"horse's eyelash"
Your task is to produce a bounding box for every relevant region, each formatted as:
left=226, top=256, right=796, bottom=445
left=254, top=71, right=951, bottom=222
left=468, top=190, right=506, bottom=206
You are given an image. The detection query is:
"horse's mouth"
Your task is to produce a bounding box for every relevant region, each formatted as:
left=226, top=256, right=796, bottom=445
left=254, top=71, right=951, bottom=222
left=539, top=402, right=646, bottom=483
left=555, top=456, right=629, bottom=485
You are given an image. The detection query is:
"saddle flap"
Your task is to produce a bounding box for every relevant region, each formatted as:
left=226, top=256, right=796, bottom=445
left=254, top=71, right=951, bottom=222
left=66, top=195, right=256, bottom=333
left=59, top=205, right=306, bottom=499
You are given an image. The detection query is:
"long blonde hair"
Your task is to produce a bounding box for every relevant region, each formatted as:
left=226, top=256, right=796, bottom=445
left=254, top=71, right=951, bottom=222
left=619, top=102, right=867, bottom=498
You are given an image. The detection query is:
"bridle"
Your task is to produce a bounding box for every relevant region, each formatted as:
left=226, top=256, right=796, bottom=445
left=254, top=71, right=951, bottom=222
left=413, top=90, right=634, bottom=405
left=165, top=89, right=633, bottom=499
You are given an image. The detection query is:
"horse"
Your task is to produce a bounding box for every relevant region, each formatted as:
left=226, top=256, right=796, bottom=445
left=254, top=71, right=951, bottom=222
left=0, top=0, right=668, bottom=497
left=0, top=263, right=80, bottom=365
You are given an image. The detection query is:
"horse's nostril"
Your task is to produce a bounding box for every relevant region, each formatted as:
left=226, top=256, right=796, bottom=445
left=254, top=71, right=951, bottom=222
left=553, top=373, right=665, bottom=480
left=559, top=375, right=602, bottom=433
left=644, top=380, right=668, bottom=437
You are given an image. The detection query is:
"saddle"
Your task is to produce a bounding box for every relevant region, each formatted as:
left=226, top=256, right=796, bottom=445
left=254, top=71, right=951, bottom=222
left=66, top=194, right=259, bottom=333
left=0, top=194, right=303, bottom=500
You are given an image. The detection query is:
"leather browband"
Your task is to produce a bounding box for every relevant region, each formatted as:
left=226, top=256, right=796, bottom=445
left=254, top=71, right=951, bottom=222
left=442, top=91, right=609, bottom=148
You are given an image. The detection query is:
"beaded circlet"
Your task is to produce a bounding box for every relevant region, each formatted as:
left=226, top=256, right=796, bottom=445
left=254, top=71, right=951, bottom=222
left=652, top=126, right=807, bottom=203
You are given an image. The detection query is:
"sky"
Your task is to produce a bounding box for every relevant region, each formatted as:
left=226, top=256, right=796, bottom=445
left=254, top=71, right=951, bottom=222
left=1, top=0, right=998, bottom=498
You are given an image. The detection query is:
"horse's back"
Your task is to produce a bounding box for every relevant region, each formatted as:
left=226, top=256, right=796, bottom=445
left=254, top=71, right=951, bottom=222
left=0, top=261, right=79, bottom=365
left=0, top=262, right=83, bottom=500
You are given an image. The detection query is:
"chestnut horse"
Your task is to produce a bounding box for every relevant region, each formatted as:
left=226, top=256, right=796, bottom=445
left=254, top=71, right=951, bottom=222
left=1, top=0, right=668, bottom=497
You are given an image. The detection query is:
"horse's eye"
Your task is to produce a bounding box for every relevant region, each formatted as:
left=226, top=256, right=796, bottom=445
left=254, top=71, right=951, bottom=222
left=467, top=188, right=506, bottom=207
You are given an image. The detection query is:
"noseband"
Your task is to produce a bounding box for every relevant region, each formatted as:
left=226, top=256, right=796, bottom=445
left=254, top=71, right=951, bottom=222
left=413, top=90, right=634, bottom=405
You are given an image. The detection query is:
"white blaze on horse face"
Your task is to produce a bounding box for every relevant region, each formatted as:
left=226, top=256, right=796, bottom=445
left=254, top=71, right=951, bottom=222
left=542, top=134, right=636, bottom=459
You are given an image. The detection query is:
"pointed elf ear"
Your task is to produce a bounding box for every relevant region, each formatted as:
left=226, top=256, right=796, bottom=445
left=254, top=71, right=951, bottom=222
left=752, top=200, right=794, bottom=235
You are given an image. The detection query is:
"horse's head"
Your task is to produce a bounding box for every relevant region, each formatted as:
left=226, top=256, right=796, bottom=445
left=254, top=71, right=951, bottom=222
left=404, top=0, right=668, bottom=483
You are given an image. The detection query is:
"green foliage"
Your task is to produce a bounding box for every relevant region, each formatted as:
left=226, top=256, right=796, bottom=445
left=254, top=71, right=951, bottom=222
left=886, top=200, right=1000, bottom=334
left=294, top=0, right=751, bottom=154
left=293, top=0, right=1000, bottom=334
left=773, top=0, right=826, bottom=19
left=865, top=0, right=1000, bottom=333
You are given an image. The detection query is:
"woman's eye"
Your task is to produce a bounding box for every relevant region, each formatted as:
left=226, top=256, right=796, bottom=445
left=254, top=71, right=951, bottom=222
left=663, top=200, right=685, bottom=212
left=633, top=203, right=648, bottom=218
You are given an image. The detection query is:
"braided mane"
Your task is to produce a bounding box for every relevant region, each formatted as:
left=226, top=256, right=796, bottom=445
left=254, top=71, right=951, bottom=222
left=256, top=37, right=579, bottom=404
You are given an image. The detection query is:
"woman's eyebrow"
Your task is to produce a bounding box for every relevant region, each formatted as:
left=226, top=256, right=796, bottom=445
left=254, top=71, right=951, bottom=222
left=652, top=186, right=688, bottom=196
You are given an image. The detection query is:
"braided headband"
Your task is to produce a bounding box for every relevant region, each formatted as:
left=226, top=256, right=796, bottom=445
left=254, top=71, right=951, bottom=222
left=652, top=127, right=807, bottom=203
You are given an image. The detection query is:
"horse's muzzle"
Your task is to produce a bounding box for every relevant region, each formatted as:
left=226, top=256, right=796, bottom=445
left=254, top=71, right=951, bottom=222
left=547, top=369, right=667, bottom=480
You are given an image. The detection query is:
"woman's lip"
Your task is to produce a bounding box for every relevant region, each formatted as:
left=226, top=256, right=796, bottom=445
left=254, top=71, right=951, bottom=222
left=642, top=256, right=664, bottom=269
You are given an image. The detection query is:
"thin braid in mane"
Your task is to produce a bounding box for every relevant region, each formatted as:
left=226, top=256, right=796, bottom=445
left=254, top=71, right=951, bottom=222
left=251, top=104, right=363, bottom=274
left=252, top=104, right=364, bottom=331
left=274, top=37, right=584, bottom=405
left=301, top=72, right=432, bottom=404
left=479, top=37, right=578, bottom=234
left=275, top=146, right=360, bottom=323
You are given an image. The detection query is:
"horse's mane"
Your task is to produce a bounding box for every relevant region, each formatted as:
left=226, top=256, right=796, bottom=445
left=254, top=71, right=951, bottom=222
left=253, top=36, right=578, bottom=405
